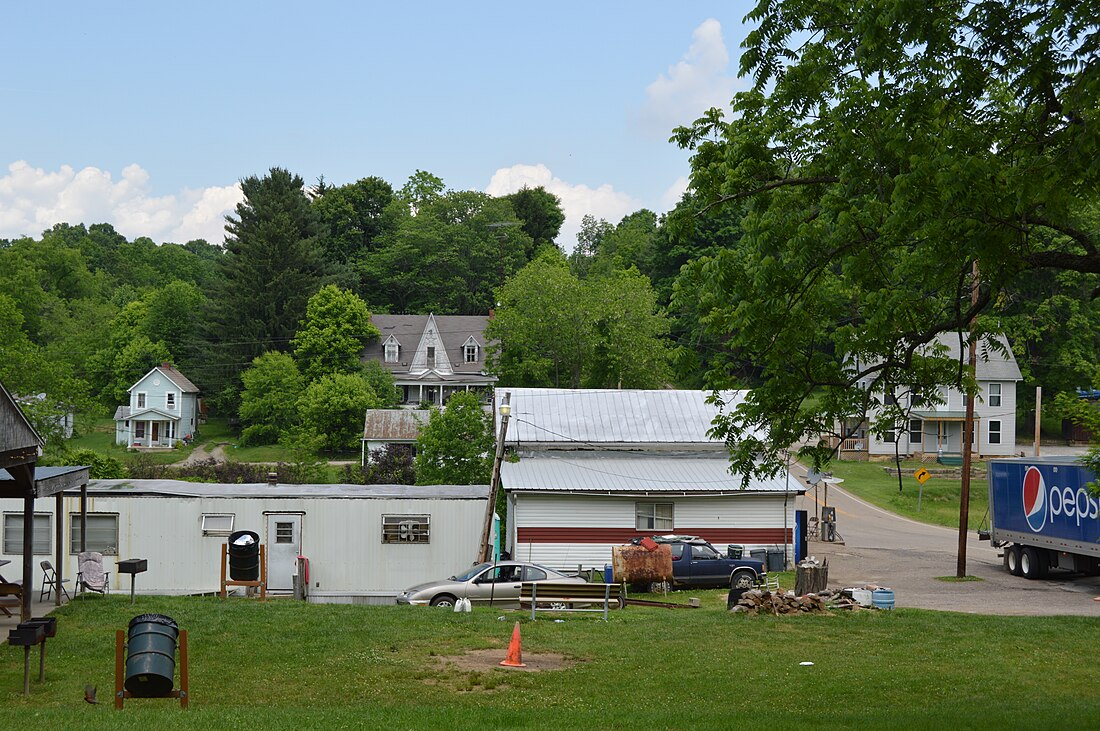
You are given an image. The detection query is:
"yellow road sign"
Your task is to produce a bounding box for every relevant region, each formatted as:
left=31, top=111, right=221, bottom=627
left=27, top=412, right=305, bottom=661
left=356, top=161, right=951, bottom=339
left=914, top=468, right=931, bottom=484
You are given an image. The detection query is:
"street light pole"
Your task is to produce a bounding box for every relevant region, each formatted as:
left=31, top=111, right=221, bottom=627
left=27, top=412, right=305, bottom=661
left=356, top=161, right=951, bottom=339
left=478, top=392, right=511, bottom=564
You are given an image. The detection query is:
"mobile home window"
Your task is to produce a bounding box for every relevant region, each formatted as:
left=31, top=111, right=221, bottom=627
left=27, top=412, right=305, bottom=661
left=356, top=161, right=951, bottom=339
left=635, top=502, right=673, bottom=532
left=3, top=513, right=52, bottom=555
left=201, top=513, right=235, bottom=536
left=988, top=383, right=1002, bottom=407
left=382, top=515, right=430, bottom=544
left=69, top=514, right=119, bottom=555
left=989, top=420, right=1002, bottom=445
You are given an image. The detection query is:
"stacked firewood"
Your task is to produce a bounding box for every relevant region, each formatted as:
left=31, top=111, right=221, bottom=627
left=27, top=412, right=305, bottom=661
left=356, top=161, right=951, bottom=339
left=729, top=589, right=830, bottom=615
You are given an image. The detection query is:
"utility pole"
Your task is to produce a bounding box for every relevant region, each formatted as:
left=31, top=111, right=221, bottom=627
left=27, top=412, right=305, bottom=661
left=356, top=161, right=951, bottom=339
left=478, top=392, right=511, bottom=564
left=957, top=260, right=979, bottom=578
left=1034, top=386, right=1042, bottom=457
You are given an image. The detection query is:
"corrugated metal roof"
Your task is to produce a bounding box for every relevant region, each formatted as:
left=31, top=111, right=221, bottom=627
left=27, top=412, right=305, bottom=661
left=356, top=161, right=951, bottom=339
left=362, top=409, right=425, bottom=440
left=87, top=480, right=489, bottom=499
left=0, top=466, right=89, bottom=482
left=500, top=388, right=754, bottom=446
left=501, top=452, right=797, bottom=493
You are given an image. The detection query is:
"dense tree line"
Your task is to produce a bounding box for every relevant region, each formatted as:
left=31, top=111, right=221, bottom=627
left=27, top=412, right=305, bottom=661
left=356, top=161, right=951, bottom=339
left=3, top=102, right=1096, bottom=476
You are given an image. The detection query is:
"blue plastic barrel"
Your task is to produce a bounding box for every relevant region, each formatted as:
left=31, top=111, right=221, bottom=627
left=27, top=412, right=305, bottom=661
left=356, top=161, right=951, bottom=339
left=872, top=589, right=895, bottom=610
left=603, top=564, right=614, bottom=583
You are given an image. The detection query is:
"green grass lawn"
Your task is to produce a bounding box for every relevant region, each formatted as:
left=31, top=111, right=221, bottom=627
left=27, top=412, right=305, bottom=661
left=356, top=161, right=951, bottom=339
left=825, top=460, right=990, bottom=531
left=1, top=595, right=1096, bottom=728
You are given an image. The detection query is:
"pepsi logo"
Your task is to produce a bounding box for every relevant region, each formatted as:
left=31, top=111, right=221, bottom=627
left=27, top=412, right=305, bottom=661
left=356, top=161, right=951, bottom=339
left=1022, top=466, right=1046, bottom=532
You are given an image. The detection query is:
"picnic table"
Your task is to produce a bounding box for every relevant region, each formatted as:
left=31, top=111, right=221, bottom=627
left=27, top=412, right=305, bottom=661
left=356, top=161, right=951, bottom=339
left=0, top=561, right=22, bottom=617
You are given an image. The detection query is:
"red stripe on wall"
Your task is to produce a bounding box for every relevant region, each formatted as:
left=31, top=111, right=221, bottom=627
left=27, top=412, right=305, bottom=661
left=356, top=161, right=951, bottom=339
left=516, top=527, right=792, bottom=544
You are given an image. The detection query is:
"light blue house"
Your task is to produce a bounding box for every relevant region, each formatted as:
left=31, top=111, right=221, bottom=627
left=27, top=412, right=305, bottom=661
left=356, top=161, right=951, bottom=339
left=114, top=363, right=201, bottom=448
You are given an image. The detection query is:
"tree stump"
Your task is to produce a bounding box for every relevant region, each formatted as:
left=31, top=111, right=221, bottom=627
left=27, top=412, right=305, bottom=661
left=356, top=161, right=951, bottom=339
left=795, top=564, right=828, bottom=595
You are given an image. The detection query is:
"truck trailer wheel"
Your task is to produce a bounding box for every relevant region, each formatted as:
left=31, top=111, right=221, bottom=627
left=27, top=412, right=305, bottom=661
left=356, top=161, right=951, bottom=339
left=1020, top=546, right=1046, bottom=580
left=1005, top=544, right=1023, bottom=576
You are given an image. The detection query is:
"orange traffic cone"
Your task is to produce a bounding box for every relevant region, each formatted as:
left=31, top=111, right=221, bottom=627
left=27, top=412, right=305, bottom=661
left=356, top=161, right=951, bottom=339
left=499, top=621, right=527, bottom=668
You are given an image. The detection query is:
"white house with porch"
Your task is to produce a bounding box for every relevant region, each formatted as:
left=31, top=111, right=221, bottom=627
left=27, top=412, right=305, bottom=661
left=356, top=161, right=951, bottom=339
left=837, top=333, right=1022, bottom=461
left=114, top=363, right=201, bottom=449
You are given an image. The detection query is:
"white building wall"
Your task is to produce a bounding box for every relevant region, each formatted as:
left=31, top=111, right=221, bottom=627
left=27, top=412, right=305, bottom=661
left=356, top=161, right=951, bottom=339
left=0, top=494, right=485, bottom=600
left=509, top=492, right=794, bottom=573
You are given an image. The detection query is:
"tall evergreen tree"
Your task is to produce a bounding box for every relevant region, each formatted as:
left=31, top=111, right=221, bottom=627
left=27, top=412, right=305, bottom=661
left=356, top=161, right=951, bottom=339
left=208, top=167, right=329, bottom=407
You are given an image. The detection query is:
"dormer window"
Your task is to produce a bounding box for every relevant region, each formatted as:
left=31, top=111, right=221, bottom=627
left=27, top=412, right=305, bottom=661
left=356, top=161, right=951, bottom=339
left=384, top=337, right=400, bottom=363
left=463, top=337, right=480, bottom=363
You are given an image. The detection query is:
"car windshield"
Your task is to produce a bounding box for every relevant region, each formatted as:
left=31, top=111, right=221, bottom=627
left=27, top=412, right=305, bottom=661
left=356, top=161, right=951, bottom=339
left=451, top=563, right=492, bottom=582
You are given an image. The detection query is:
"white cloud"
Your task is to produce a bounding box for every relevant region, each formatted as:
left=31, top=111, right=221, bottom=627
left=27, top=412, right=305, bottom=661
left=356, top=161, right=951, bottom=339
left=486, top=163, right=640, bottom=253
left=661, top=176, right=690, bottom=210
left=0, top=160, right=242, bottom=245
left=639, top=18, right=738, bottom=136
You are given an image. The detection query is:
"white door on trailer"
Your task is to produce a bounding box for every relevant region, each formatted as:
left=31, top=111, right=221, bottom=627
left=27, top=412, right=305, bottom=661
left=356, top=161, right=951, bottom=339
left=265, top=514, right=302, bottom=591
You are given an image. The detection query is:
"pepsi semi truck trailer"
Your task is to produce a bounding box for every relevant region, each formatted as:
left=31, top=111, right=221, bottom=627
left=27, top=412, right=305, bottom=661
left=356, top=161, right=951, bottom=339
left=988, top=457, right=1100, bottom=580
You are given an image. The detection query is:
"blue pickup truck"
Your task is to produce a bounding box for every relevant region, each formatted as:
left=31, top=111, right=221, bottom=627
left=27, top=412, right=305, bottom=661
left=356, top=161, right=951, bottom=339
left=632, top=535, right=767, bottom=589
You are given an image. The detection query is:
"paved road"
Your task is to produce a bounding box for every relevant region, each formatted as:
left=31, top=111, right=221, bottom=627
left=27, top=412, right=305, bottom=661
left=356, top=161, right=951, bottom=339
left=793, top=463, right=1100, bottom=616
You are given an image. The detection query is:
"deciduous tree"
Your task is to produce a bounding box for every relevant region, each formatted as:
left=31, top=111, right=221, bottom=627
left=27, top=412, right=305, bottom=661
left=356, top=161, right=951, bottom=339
left=672, top=0, right=1100, bottom=478
left=292, top=285, right=379, bottom=383
left=415, top=392, right=493, bottom=485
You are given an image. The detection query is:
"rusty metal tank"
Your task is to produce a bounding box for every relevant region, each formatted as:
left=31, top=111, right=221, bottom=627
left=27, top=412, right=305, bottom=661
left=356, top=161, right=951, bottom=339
left=611, top=544, right=673, bottom=584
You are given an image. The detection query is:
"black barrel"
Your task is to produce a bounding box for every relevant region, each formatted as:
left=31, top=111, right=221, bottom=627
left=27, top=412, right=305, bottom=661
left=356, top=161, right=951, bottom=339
left=227, top=530, right=260, bottom=581
left=125, top=614, right=178, bottom=697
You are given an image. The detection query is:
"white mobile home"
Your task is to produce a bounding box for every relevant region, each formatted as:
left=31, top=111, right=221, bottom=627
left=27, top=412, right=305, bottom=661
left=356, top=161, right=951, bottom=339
left=0, top=480, right=489, bottom=604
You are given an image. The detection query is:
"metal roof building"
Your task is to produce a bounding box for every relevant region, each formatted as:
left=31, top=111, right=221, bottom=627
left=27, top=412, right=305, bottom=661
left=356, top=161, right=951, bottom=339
left=496, top=389, right=800, bottom=572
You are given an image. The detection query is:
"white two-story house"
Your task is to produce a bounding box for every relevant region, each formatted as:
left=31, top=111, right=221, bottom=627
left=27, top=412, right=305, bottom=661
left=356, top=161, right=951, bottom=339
left=114, top=363, right=201, bottom=449
left=838, top=333, right=1022, bottom=460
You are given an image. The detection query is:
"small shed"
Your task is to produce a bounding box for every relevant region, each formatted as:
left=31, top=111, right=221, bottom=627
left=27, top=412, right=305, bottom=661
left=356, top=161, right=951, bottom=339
left=360, top=409, right=425, bottom=466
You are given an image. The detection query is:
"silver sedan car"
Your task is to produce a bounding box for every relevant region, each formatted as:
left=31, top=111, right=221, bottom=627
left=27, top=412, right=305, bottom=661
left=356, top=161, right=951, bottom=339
left=395, top=561, right=584, bottom=608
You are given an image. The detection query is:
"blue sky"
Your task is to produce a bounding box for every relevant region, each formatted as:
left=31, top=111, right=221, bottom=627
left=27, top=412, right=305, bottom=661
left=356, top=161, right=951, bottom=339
left=0, top=3, right=755, bottom=249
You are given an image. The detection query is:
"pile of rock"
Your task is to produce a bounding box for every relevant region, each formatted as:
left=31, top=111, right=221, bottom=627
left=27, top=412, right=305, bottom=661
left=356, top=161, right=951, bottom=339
left=729, top=589, right=831, bottom=615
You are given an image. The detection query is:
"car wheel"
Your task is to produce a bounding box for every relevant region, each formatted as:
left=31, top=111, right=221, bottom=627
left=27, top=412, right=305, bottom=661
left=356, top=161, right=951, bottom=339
left=1021, top=546, right=1042, bottom=580
left=1006, top=545, right=1023, bottom=576
left=430, top=594, right=457, bottom=607
left=730, top=570, right=756, bottom=590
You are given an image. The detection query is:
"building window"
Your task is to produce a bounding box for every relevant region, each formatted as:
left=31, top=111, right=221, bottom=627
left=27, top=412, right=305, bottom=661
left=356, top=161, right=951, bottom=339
left=463, top=337, right=480, bottom=363
left=988, top=383, right=1002, bottom=407
left=135, top=422, right=145, bottom=439
left=989, top=420, right=1002, bottom=445
left=166, top=392, right=176, bottom=410
left=136, top=393, right=146, bottom=409
left=275, top=521, right=295, bottom=544
left=69, top=514, right=119, bottom=555
left=3, top=513, right=51, bottom=555
left=384, top=339, right=399, bottom=363
left=635, top=502, right=673, bottom=532
left=201, top=513, right=235, bottom=536
left=426, top=346, right=435, bottom=367
left=382, top=515, right=430, bottom=544
left=883, top=427, right=896, bottom=443
left=909, top=419, right=922, bottom=445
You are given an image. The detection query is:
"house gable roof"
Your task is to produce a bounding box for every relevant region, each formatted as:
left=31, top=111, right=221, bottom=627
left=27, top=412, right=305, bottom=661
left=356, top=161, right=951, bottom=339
left=363, top=314, right=494, bottom=377
left=129, top=364, right=201, bottom=394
